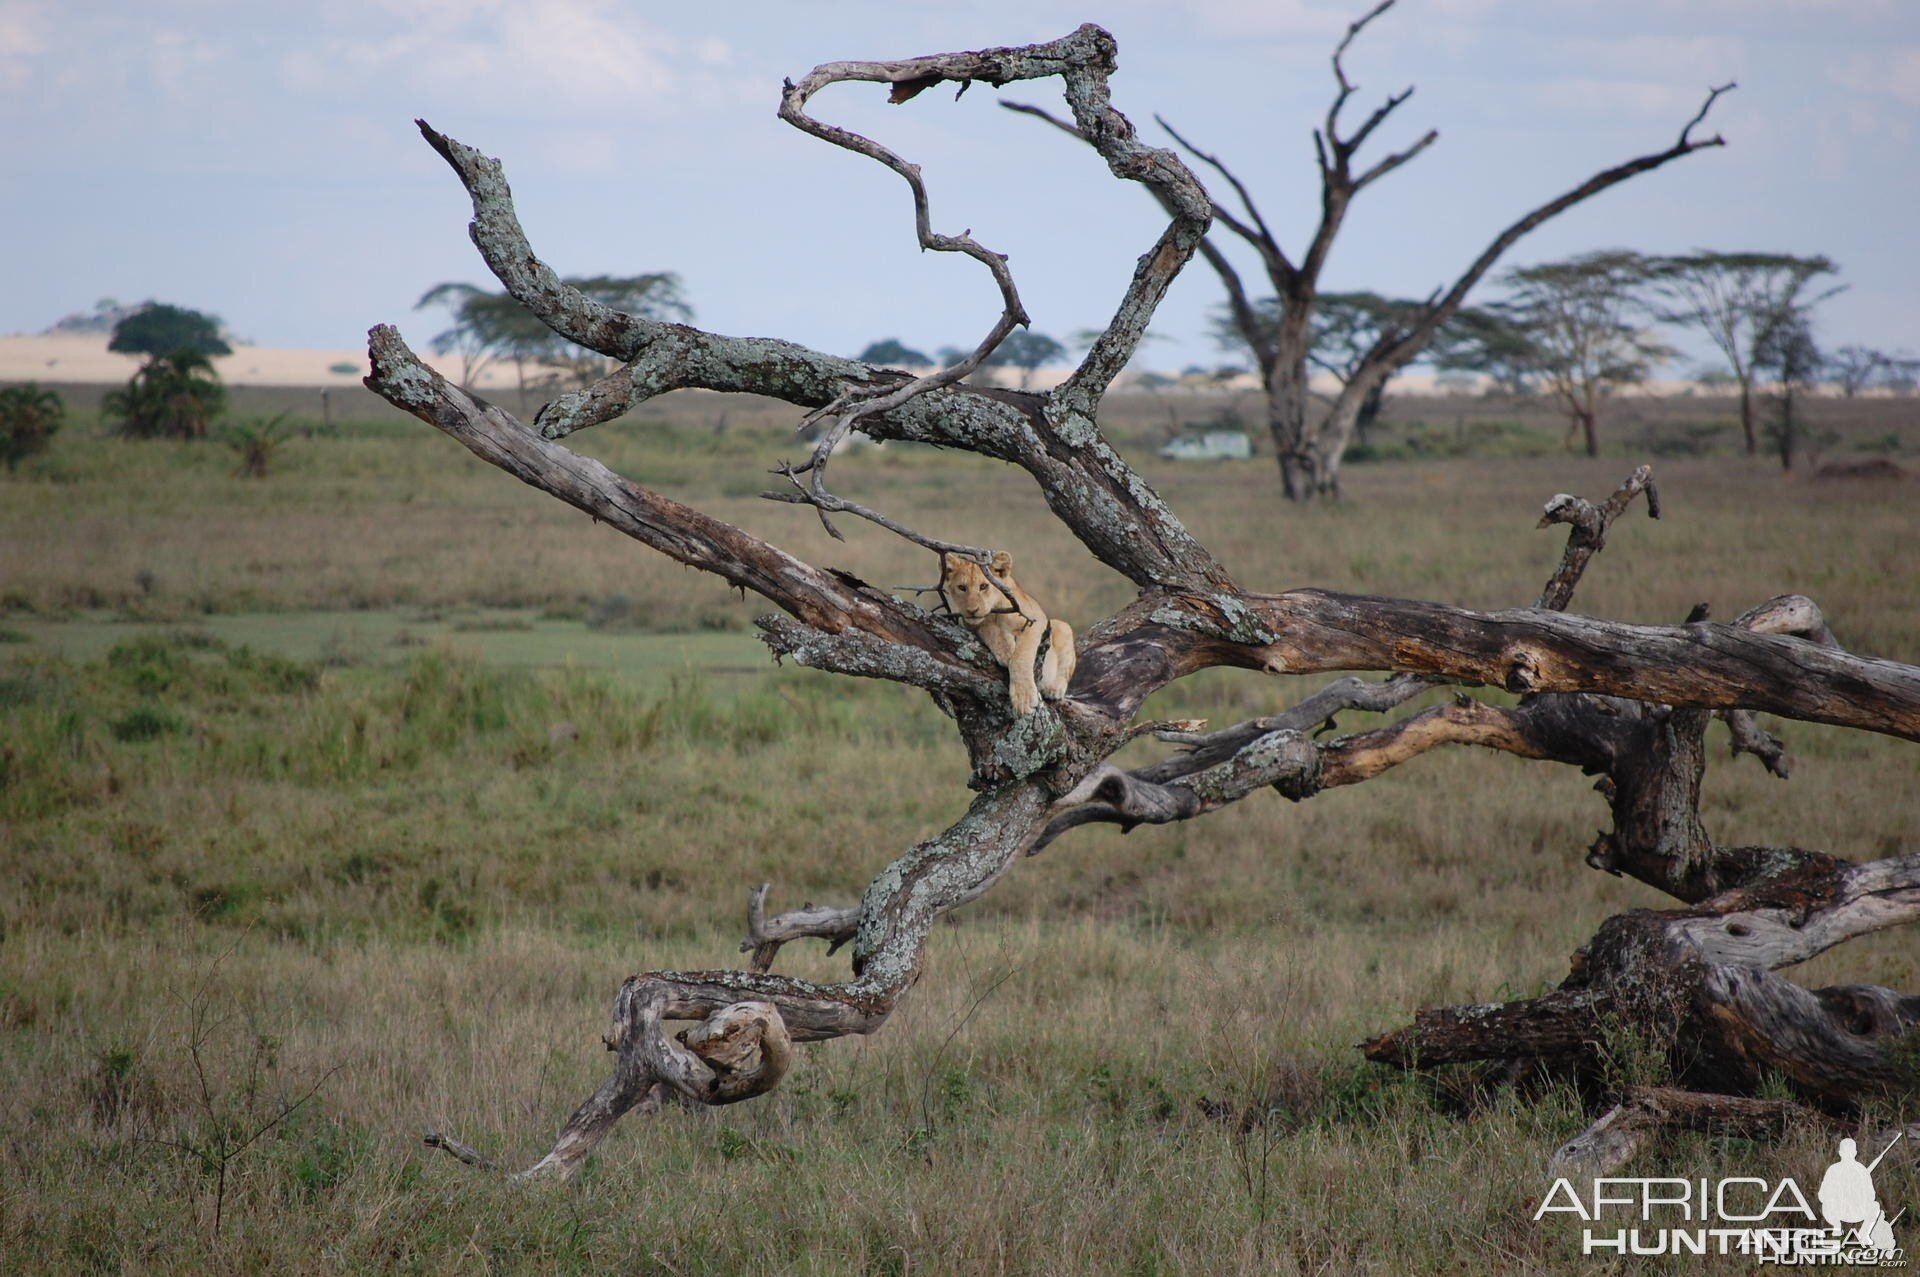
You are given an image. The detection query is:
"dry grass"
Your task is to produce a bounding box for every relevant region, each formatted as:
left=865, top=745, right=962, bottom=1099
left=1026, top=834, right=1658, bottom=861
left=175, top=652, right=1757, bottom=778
left=0, top=391, right=1915, bottom=1273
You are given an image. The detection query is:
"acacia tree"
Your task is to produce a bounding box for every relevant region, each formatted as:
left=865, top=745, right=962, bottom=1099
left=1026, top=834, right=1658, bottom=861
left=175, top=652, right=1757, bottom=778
left=416, top=273, right=689, bottom=406
left=1213, top=291, right=1424, bottom=443
left=1643, top=251, right=1840, bottom=455
left=105, top=303, right=233, bottom=440
left=1008, top=1, right=1731, bottom=500
left=1825, top=344, right=1919, bottom=401
left=1827, top=345, right=1887, bottom=399
left=983, top=329, right=1068, bottom=389
left=107, top=302, right=232, bottom=361
left=856, top=338, right=933, bottom=369
left=364, top=27, right=1920, bottom=1181
left=1497, top=251, right=1672, bottom=458
left=1426, top=305, right=1545, bottom=396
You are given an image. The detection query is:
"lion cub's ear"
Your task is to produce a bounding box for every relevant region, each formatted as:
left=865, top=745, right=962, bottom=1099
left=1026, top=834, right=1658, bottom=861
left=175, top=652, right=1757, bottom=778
left=989, top=550, right=1013, bottom=576
left=939, top=552, right=959, bottom=579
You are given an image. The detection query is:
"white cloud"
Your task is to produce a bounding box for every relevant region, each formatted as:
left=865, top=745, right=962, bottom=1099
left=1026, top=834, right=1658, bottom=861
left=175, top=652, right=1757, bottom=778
left=0, top=0, right=48, bottom=90
left=146, top=28, right=219, bottom=97
left=1531, top=77, right=1700, bottom=119
left=340, top=0, right=685, bottom=110
left=1577, top=34, right=1748, bottom=82
left=1829, top=47, right=1920, bottom=107
left=1105, top=0, right=1349, bottom=42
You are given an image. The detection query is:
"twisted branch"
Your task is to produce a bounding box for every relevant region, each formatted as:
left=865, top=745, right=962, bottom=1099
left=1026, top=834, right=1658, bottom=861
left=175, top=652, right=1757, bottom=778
left=775, top=47, right=1035, bottom=537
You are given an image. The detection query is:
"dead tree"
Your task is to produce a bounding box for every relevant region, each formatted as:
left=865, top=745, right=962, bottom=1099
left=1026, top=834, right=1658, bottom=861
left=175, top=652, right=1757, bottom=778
left=364, top=26, right=1920, bottom=1180
left=1007, top=0, right=1732, bottom=499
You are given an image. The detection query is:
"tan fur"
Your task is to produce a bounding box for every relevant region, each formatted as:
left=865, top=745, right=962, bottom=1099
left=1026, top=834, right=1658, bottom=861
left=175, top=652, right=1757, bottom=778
left=939, top=550, right=1076, bottom=715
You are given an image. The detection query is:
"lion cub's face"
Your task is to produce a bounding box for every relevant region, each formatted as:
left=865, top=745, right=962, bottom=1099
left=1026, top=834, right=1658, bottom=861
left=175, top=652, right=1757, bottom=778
left=940, top=551, right=1013, bottom=625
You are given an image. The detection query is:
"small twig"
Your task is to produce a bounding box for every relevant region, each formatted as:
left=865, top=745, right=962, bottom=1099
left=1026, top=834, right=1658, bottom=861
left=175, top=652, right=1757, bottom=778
left=1155, top=115, right=1281, bottom=259
left=1325, top=0, right=1398, bottom=154
left=762, top=472, right=994, bottom=560
left=919, top=955, right=1018, bottom=1133
left=424, top=1130, right=499, bottom=1171
left=1679, top=82, right=1737, bottom=149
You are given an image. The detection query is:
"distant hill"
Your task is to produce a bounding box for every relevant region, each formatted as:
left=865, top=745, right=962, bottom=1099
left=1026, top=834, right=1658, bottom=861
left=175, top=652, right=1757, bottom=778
left=43, top=298, right=145, bottom=336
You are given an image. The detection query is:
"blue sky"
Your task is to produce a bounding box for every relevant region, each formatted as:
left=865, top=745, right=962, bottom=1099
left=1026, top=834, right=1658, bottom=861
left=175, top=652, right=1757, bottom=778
left=4, top=0, right=1916, bottom=373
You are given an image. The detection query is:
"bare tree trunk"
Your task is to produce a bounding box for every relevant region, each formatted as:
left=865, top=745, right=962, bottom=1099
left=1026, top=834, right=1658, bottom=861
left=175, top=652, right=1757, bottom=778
left=1265, top=307, right=1316, bottom=500
left=1778, top=388, right=1797, bottom=471
left=1315, top=361, right=1392, bottom=496
left=1739, top=379, right=1758, bottom=455
left=1014, top=2, right=1731, bottom=502
left=1354, top=378, right=1385, bottom=445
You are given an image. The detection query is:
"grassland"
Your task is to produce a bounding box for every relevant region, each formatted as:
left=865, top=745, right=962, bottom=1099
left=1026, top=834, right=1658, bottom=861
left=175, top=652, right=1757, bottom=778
left=0, top=389, right=1915, bottom=1273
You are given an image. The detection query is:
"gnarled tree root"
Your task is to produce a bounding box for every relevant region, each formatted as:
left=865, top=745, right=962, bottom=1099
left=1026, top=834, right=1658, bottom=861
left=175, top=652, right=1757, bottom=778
left=1365, top=852, right=1920, bottom=1144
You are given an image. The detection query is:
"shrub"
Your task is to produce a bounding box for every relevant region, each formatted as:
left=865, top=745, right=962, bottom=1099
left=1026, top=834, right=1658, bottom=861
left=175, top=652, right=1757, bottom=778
left=221, top=414, right=290, bottom=478
left=111, top=703, right=187, bottom=742
left=103, top=351, right=226, bottom=440
left=0, top=383, right=64, bottom=472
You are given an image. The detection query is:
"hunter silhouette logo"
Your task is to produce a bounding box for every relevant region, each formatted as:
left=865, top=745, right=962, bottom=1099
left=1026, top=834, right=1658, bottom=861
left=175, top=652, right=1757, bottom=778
left=1820, top=1135, right=1902, bottom=1257
left=1535, top=1132, right=1908, bottom=1263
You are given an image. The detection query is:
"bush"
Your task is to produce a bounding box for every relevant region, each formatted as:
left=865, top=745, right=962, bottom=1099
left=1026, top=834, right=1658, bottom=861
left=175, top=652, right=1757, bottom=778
left=1636, top=420, right=1730, bottom=458
left=111, top=703, right=187, bottom=742
left=221, top=414, right=290, bottom=478
left=0, top=383, right=64, bottom=472
left=104, top=351, right=226, bottom=440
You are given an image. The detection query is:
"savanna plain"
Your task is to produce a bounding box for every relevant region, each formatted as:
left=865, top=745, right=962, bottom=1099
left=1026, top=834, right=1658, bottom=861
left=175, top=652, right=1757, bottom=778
left=1, top=385, right=1915, bottom=1274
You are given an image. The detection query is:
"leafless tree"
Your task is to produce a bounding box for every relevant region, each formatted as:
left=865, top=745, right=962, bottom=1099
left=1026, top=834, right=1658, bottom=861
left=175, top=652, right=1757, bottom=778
left=1827, top=345, right=1889, bottom=399
left=365, top=26, right=1920, bottom=1181
left=1643, top=251, right=1841, bottom=454
left=1007, top=0, right=1732, bottom=499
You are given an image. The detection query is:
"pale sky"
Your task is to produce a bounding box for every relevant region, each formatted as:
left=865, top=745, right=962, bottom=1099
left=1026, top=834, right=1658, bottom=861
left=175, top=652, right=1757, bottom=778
left=4, top=0, right=1917, bottom=374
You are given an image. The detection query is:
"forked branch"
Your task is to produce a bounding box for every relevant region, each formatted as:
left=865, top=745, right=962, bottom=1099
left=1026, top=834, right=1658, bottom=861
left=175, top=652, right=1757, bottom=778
left=1536, top=463, right=1659, bottom=610
left=741, top=883, right=859, bottom=973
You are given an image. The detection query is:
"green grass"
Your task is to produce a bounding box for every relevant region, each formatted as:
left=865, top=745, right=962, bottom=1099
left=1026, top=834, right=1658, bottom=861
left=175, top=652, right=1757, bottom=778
left=0, top=392, right=1914, bottom=1273
left=3, top=609, right=771, bottom=678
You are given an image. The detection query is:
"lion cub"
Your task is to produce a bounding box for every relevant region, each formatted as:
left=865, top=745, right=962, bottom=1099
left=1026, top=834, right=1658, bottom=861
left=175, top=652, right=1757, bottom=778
left=939, top=550, right=1076, bottom=715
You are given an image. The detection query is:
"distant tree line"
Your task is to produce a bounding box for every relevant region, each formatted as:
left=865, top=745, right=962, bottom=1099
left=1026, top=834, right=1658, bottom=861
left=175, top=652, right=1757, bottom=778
left=1209, top=247, right=1909, bottom=471
left=857, top=243, right=1904, bottom=476
left=857, top=330, right=1072, bottom=391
